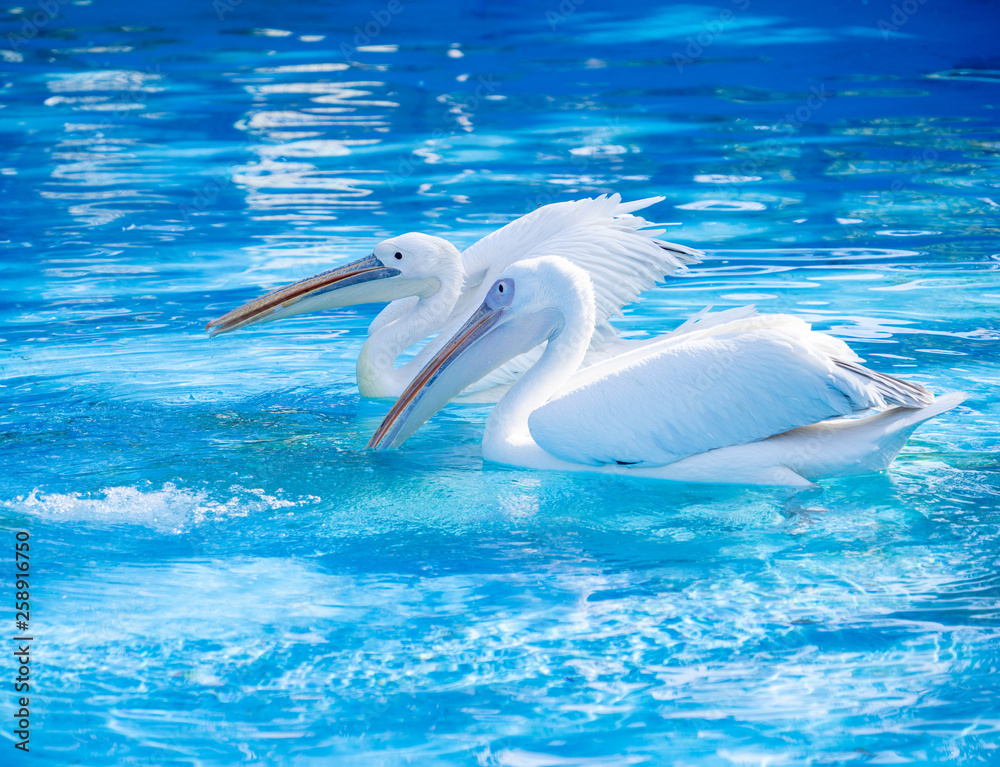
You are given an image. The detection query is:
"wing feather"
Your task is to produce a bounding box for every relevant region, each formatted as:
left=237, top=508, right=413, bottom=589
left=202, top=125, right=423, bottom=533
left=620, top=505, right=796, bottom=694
left=443, top=194, right=702, bottom=396
left=528, top=315, right=930, bottom=467
left=454, top=306, right=760, bottom=400
left=457, top=194, right=701, bottom=330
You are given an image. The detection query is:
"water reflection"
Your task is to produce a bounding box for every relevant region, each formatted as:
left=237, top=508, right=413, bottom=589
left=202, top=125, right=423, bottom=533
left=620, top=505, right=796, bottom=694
left=3, top=3, right=1000, bottom=763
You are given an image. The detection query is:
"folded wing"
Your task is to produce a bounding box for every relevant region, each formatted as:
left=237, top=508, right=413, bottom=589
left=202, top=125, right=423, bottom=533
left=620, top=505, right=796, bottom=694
left=527, top=314, right=933, bottom=467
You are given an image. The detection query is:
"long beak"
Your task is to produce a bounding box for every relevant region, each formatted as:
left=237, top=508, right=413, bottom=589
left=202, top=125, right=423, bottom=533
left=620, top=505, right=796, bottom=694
left=367, top=298, right=561, bottom=451
left=367, top=300, right=507, bottom=450
left=206, top=254, right=401, bottom=337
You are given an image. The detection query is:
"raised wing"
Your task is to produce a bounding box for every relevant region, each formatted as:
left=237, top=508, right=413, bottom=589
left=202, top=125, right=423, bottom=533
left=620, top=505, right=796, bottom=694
left=527, top=315, right=932, bottom=467
left=439, top=194, right=702, bottom=397
left=456, top=193, right=700, bottom=328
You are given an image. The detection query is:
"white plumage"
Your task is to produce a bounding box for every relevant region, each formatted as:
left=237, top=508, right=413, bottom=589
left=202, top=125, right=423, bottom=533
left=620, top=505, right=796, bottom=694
left=368, top=257, right=963, bottom=487
left=454, top=194, right=696, bottom=338
left=207, top=194, right=700, bottom=401
left=529, top=314, right=925, bottom=468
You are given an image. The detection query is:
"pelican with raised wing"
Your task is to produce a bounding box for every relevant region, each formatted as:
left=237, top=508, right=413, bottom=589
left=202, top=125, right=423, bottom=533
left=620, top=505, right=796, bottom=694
left=206, top=194, right=701, bottom=400
left=368, top=257, right=964, bottom=487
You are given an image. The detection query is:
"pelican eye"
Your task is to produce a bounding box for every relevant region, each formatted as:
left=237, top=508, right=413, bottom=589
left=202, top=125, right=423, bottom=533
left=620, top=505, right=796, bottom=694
left=487, top=278, right=514, bottom=309
left=394, top=252, right=403, bottom=260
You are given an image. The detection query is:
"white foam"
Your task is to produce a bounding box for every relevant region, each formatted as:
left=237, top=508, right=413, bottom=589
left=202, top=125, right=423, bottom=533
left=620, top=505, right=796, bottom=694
left=4, top=483, right=319, bottom=534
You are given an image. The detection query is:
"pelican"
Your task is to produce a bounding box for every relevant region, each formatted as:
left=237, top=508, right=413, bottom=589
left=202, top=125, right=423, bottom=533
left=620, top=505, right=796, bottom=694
left=368, top=257, right=965, bottom=487
left=206, top=194, right=701, bottom=401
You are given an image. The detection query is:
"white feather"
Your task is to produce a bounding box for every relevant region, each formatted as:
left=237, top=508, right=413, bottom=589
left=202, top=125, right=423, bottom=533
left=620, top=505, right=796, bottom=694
left=437, top=194, right=701, bottom=398
left=380, top=256, right=960, bottom=486
left=528, top=313, right=931, bottom=468
left=210, top=194, right=701, bottom=403
left=456, top=193, right=698, bottom=329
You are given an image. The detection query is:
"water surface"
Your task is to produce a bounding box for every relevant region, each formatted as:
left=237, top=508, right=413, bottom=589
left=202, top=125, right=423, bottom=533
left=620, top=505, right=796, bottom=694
left=2, top=0, right=999, bottom=763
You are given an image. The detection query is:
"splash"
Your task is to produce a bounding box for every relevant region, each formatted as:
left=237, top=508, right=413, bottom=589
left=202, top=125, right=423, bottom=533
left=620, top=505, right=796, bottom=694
left=3, top=483, right=320, bottom=534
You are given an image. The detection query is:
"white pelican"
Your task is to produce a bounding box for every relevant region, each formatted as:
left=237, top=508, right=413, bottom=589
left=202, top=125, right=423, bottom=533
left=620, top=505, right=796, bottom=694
left=367, top=257, right=965, bottom=487
left=206, top=194, right=701, bottom=401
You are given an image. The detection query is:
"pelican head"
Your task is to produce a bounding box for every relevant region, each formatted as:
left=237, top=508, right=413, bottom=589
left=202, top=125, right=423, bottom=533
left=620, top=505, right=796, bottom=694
left=206, top=232, right=462, bottom=337
left=368, top=256, right=595, bottom=449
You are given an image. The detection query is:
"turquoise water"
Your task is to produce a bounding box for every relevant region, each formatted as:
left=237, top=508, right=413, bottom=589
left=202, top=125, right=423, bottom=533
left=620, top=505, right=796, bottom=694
left=2, top=0, right=1000, bottom=763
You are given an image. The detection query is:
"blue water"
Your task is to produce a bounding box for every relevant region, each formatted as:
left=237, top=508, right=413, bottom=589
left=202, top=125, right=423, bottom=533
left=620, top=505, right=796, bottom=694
left=2, top=0, right=1000, bottom=763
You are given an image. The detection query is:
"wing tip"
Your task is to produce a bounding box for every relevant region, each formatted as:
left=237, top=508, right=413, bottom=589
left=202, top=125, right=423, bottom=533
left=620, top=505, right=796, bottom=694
left=834, top=358, right=936, bottom=408
left=614, top=195, right=665, bottom=215
left=655, top=239, right=704, bottom=266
